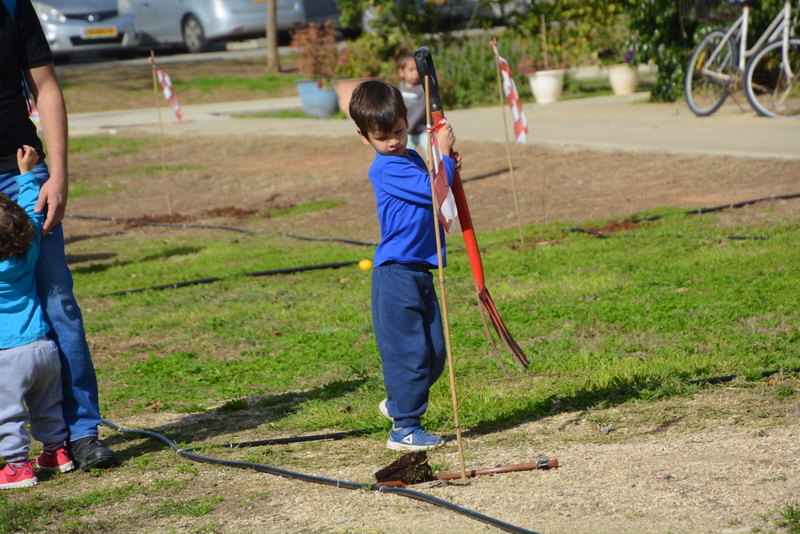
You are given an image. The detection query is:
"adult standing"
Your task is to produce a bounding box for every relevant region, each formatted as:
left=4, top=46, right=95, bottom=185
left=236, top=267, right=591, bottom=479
left=0, top=0, right=116, bottom=470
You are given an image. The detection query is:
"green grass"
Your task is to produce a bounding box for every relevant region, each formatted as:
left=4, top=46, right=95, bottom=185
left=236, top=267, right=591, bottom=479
left=776, top=502, right=800, bottom=533
left=234, top=109, right=349, bottom=119
left=69, top=136, right=154, bottom=157
left=0, top=484, right=137, bottom=531
left=69, top=164, right=200, bottom=200
left=170, top=72, right=297, bottom=94
left=66, top=207, right=800, bottom=431
left=267, top=198, right=346, bottom=218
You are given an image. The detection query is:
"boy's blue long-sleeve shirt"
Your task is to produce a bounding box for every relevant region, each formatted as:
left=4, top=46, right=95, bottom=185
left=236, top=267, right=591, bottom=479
left=369, top=149, right=456, bottom=267
left=0, top=171, right=48, bottom=349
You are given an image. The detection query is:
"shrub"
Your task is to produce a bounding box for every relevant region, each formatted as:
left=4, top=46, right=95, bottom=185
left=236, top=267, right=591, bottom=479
left=431, top=36, right=531, bottom=109
left=621, top=0, right=786, bottom=102
left=290, top=21, right=338, bottom=79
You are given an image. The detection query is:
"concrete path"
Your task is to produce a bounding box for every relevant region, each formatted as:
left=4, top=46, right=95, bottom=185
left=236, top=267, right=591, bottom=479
left=68, top=91, right=800, bottom=160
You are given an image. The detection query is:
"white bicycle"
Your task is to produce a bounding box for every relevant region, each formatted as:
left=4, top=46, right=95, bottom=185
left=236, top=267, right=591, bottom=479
left=685, top=0, right=800, bottom=117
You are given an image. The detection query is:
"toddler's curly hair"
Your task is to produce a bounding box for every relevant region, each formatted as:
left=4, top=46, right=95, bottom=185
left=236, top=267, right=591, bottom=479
left=0, top=193, right=35, bottom=260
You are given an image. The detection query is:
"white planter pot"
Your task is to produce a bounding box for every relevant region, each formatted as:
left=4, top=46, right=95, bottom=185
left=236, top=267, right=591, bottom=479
left=528, top=69, right=565, bottom=104
left=607, top=64, right=639, bottom=96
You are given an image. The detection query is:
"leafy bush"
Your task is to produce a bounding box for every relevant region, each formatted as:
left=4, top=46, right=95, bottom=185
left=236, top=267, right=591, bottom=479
left=621, top=0, right=786, bottom=102
left=429, top=36, right=532, bottom=109
left=513, top=0, right=622, bottom=68
left=621, top=0, right=697, bottom=102
left=290, top=21, right=339, bottom=79
left=335, top=0, right=438, bottom=49
left=335, top=34, right=397, bottom=79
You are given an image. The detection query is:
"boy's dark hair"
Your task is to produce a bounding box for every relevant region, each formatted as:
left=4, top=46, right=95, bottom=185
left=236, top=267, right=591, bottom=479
left=349, top=80, right=408, bottom=138
left=0, top=193, right=35, bottom=260
left=395, top=47, right=414, bottom=70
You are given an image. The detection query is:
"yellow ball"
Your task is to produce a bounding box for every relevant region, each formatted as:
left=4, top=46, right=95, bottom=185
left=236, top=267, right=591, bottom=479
left=358, top=259, right=373, bottom=271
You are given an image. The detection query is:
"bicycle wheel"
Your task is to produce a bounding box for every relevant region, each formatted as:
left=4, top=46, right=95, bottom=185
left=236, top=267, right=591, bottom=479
left=685, top=30, right=737, bottom=116
left=744, top=38, right=800, bottom=118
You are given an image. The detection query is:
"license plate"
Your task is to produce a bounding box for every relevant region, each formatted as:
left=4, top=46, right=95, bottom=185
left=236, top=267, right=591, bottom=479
left=84, top=26, right=118, bottom=39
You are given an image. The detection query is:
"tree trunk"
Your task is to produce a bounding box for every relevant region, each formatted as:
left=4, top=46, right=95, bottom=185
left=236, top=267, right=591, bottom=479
left=266, top=0, right=281, bottom=72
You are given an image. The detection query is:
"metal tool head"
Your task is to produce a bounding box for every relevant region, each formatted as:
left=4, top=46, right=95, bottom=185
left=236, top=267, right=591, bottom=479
left=414, top=46, right=443, bottom=113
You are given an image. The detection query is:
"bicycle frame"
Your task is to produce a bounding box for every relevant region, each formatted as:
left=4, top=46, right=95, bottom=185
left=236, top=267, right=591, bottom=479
left=701, top=0, right=794, bottom=81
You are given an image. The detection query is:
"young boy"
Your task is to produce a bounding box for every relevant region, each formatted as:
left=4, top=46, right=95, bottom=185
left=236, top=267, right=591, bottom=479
left=0, top=145, right=75, bottom=489
left=349, top=80, right=459, bottom=451
left=395, top=48, right=427, bottom=155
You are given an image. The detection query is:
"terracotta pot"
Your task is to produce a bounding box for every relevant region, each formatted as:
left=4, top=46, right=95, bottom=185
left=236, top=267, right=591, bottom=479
left=528, top=70, right=565, bottom=104
left=607, top=64, right=639, bottom=96
left=332, top=78, right=372, bottom=119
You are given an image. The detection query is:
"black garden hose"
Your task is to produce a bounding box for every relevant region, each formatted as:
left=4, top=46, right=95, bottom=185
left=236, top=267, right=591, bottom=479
left=101, top=420, right=541, bottom=534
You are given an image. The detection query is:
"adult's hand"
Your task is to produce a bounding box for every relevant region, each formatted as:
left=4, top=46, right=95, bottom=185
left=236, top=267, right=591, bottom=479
left=26, top=63, right=69, bottom=235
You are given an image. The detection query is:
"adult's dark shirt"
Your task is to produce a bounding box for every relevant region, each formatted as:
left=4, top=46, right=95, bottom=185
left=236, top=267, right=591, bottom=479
left=0, top=0, right=53, bottom=172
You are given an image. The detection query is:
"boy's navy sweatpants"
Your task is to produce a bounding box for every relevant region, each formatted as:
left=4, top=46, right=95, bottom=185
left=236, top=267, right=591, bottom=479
left=372, top=262, right=446, bottom=429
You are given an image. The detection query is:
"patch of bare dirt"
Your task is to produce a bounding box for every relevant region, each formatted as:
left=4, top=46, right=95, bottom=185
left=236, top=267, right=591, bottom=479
left=65, top=133, right=800, bottom=247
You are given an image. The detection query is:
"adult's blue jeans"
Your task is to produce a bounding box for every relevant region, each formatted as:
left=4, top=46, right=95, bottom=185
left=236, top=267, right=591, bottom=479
left=0, top=161, right=102, bottom=441
left=372, top=262, right=446, bottom=429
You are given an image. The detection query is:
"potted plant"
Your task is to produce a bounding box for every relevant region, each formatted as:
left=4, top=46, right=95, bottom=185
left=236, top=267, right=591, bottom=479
left=603, top=49, right=639, bottom=97
left=518, top=55, right=569, bottom=104
left=332, top=35, right=386, bottom=119
left=290, top=21, right=340, bottom=119
left=515, top=13, right=571, bottom=105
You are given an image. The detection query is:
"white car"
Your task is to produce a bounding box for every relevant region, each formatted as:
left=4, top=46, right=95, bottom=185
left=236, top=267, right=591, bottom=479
left=130, top=0, right=306, bottom=53
left=32, top=0, right=139, bottom=61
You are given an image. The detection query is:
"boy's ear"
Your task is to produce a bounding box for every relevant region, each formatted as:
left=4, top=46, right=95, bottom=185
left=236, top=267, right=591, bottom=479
left=357, top=129, right=372, bottom=146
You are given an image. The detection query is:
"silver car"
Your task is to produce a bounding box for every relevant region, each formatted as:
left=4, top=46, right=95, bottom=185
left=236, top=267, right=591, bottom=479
left=31, top=0, right=139, bottom=60
left=130, top=0, right=306, bottom=54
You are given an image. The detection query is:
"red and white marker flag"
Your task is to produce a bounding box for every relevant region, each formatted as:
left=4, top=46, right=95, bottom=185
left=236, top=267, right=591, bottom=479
left=490, top=42, right=528, bottom=144
left=427, top=118, right=458, bottom=232
left=27, top=98, right=39, bottom=124
left=149, top=57, right=184, bottom=121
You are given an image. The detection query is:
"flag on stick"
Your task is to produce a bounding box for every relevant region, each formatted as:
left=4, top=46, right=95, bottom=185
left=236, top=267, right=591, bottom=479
left=149, top=57, right=184, bottom=121
left=426, top=118, right=458, bottom=232
left=489, top=42, right=527, bottom=144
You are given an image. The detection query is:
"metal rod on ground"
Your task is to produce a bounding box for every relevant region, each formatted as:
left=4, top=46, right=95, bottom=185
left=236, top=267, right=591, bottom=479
left=150, top=49, right=174, bottom=216
left=376, top=459, right=560, bottom=487
left=492, top=40, right=525, bottom=246
left=425, top=75, right=467, bottom=483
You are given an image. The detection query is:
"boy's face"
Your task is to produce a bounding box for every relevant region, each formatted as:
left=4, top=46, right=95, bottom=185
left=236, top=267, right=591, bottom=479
left=358, top=117, right=409, bottom=157
left=398, top=59, right=420, bottom=86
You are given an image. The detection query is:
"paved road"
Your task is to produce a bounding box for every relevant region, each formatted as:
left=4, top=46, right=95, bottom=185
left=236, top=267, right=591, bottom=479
left=68, top=91, right=800, bottom=160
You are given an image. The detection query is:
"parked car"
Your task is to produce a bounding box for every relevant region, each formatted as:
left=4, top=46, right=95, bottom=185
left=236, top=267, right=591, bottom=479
left=31, top=0, right=139, bottom=61
left=129, top=0, right=306, bottom=53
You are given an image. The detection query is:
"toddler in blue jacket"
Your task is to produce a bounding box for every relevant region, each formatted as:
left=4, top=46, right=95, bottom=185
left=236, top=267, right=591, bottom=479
left=349, top=80, right=460, bottom=451
left=0, top=145, right=74, bottom=489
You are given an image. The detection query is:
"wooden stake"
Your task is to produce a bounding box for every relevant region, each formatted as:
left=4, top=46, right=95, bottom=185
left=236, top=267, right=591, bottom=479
left=493, top=40, right=525, bottom=246
left=150, top=49, right=174, bottom=216
left=424, top=75, right=467, bottom=483
left=541, top=14, right=549, bottom=70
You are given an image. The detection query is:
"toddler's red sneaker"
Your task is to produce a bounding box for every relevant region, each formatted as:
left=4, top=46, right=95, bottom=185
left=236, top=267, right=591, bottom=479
left=0, top=461, right=38, bottom=489
left=36, top=444, right=75, bottom=473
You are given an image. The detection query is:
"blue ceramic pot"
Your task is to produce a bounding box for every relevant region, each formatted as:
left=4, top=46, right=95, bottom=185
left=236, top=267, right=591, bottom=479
left=295, top=80, right=339, bottom=119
